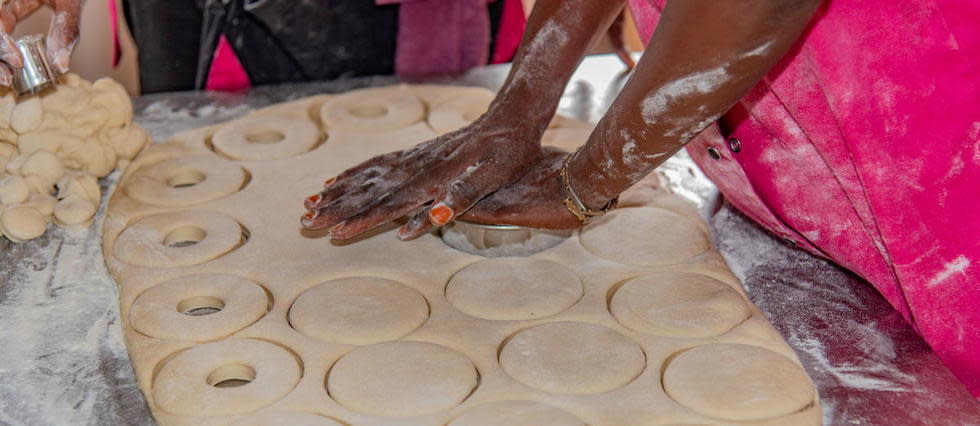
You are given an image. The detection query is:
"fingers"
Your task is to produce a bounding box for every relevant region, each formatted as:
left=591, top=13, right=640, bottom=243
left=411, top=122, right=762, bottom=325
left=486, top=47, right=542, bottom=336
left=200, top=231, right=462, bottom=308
left=46, top=0, right=82, bottom=73
left=0, top=26, right=22, bottom=72
left=327, top=190, right=429, bottom=240
left=426, top=159, right=503, bottom=227
left=396, top=207, right=435, bottom=241
left=304, top=151, right=405, bottom=211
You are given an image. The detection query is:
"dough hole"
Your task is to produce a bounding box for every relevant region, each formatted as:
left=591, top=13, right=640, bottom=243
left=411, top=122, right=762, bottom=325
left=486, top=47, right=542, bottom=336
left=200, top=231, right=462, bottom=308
left=245, top=130, right=286, bottom=144
left=349, top=104, right=388, bottom=118
left=166, top=170, right=206, bottom=188
left=208, top=364, right=256, bottom=388
left=178, top=296, right=225, bottom=316
left=164, top=226, right=207, bottom=248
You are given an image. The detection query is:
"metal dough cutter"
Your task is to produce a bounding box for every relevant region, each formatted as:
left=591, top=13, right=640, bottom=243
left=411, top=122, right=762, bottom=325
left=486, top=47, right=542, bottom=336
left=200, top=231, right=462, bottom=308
left=11, top=35, right=59, bottom=96
left=440, top=220, right=573, bottom=257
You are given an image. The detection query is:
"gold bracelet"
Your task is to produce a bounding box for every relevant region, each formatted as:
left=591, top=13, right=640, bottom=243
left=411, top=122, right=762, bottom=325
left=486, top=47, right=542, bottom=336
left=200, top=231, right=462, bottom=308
left=558, top=151, right=617, bottom=224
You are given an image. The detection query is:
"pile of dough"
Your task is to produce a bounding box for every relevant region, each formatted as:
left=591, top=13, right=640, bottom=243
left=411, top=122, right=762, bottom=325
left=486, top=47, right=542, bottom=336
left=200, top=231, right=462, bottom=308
left=0, top=74, right=150, bottom=242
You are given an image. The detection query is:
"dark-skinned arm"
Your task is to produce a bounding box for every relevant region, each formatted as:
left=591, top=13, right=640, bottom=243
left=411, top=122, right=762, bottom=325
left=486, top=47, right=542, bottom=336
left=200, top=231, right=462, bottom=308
left=302, top=0, right=627, bottom=239
left=461, top=0, right=823, bottom=228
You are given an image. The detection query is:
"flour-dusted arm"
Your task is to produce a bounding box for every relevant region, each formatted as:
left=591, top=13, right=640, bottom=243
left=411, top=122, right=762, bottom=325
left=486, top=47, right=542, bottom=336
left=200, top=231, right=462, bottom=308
left=302, top=0, right=628, bottom=240
left=461, top=0, right=823, bottom=228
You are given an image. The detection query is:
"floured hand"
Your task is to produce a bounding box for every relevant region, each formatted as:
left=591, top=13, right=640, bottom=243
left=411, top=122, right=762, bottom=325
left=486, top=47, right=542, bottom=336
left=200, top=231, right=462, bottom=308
left=0, top=0, right=81, bottom=86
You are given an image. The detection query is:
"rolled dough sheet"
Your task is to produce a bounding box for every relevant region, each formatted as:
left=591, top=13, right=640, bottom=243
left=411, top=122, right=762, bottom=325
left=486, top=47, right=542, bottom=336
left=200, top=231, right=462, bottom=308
left=102, top=84, right=821, bottom=425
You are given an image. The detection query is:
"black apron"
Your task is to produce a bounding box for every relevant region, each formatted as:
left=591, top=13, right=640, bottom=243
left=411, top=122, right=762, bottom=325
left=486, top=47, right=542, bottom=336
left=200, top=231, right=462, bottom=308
left=123, top=0, right=504, bottom=93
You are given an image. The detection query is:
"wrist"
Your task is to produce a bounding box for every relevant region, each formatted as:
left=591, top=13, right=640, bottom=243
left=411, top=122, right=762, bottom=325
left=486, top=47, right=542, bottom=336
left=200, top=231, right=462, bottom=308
left=565, top=150, right=618, bottom=212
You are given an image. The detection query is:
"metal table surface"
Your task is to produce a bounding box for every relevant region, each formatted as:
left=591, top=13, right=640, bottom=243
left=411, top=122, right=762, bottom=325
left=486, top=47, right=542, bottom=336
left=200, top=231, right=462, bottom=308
left=1, top=54, right=977, bottom=425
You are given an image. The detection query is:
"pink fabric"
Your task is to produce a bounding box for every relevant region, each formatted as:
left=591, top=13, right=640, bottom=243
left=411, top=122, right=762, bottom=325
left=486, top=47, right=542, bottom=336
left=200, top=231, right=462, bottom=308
left=205, top=35, right=251, bottom=92
left=631, top=0, right=980, bottom=396
left=384, top=0, right=491, bottom=76
left=107, top=0, right=121, bottom=67
left=490, top=0, right=526, bottom=64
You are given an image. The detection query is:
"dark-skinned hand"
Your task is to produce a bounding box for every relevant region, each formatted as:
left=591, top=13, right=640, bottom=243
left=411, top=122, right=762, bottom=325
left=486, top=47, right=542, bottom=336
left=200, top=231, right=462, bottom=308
left=301, top=116, right=548, bottom=241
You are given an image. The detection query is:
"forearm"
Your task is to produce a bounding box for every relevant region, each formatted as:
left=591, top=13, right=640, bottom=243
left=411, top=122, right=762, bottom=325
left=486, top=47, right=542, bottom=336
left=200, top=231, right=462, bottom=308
left=489, top=0, right=626, bottom=132
left=570, top=0, right=822, bottom=208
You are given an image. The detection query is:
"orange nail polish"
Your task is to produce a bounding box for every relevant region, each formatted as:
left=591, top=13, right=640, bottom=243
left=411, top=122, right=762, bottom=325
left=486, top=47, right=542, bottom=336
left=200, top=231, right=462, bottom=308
left=429, top=204, right=454, bottom=225
left=324, top=177, right=337, bottom=186
left=302, top=211, right=317, bottom=221
left=306, top=193, right=321, bottom=205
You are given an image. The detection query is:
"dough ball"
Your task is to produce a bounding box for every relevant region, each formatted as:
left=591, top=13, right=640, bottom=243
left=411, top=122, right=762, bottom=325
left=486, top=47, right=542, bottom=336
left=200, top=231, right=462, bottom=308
left=0, top=174, right=30, bottom=204
left=93, top=77, right=133, bottom=128
left=17, top=130, right=68, bottom=154
left=10, top=96, right=42, bottom=134
left=662, top=344, right=815, bottom=421
left=21, top=150, right=65, bottom=186
left=24, top=192, right=56, bottom=218
left=53, top=194, right=97, bottom=227
left=56, top=172, right=100, bottom=203
left=0, top=205, right=47, bottom=242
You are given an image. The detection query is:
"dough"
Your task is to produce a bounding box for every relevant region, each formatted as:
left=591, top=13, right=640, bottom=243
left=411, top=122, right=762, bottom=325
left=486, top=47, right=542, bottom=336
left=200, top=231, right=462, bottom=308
left=327, top=341, right=478, bottom=417
left=24, top=192, right=56, bottom=218
left=211, top=114, right=320, bottom=161
left=610, top=272, right=751, bottom=337
left=231, top=411, right=342, bottom=426
left=449, top=400, right=585, bottom=426
left=102, top=85, right=819, bottom=426
left=446, top=257, right=582, bottom=320
left=427, top=89, right=495, bottom=134
left=152, top=338, right=301, bottom=416
left=53, top=194, right=97, bottom=227
left=20, top=150, right=65, bottom=193
left=663, top=344, right=815, bottom=421
left=0, top=174, right=29, bottom=204
left=541, top=127, right=592, bottom=152
left=10, top=96, right=42, bottom=134
left=57, top=172, right=101, bottom=204
left=288, top=277, right=428, bottom=345
left=580, top=207, right=709, bottom=266
left=0, top=205, right=46, bottom=242
left=499, top=321, right=646, bottom=394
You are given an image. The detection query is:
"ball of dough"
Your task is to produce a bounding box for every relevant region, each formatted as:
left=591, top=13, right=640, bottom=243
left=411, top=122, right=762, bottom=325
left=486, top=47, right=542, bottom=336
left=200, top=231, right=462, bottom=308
left=57, top=172, right=101, bottom=204
left=21, top=150, right=65, bottom=191
left=10, top=97, right=42, bottom=134
left=0, top=174, right=30, bottom=204
left=53, top=194, right=97, bottom=227
left=0, top=206, right=47, bottom=242
left=662, top=344, right=815, bottom=421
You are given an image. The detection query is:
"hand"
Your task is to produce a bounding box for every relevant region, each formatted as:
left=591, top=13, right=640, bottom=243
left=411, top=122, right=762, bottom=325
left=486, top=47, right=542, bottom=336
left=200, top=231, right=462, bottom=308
left=0, top=0, right=81, bottom=86
left=301, top=117, right=546, bottom=240
left=459, top=147, right=582, bottom=230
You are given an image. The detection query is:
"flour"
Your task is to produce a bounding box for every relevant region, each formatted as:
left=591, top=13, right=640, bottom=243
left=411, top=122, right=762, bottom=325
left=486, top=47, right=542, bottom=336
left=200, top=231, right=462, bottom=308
left=641, top=66, right=730, bottom=124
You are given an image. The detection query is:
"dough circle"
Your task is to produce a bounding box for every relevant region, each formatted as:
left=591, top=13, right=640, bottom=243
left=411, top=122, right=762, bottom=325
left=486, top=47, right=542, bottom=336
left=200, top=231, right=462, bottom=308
left=449, top=400, right=585, bottom=426
left=319, top=87, right=425, bottom=132
left=327, top=341, right=478, bottom=417
left=113, top=210, right=244, bottom=267
left=610, top=272, right=750, bottom=337
left=211, top=114, right=320, bottom=161
left=499, top=321, right=645, bottom=395
left=230, top=410, right=342, bottom=426
left=446, top=258, right=582, bottom=321
left=288, top=277, right=429, bottom=345
left=541, top=127, right=591, bottom=152
left=662, top=343, right=814, bottom=421
left=125, top=156, right=247, bottom=206
left=0, top=206, right=47, bottom=242
left=427, top=90, right=494, bottom=134
left=130, top=273, right=269, bottom=341
left=152, top=339, right=301, bottom=416
left=580, top=207, right=708, bottom=266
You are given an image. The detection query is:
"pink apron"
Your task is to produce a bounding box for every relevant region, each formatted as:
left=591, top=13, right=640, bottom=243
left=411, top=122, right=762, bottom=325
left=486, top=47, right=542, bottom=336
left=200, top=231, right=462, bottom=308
left=629, top=0, right=980, bottom=396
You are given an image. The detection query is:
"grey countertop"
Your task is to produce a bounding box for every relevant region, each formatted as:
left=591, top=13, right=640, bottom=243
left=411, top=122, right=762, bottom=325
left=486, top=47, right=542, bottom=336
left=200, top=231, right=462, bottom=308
left=0, top=54, right=977, bottom=425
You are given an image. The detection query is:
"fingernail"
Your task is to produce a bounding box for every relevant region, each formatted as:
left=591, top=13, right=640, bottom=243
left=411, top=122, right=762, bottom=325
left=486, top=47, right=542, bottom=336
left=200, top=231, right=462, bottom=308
left=323, top=177, right=337, bottom=186
left=300, top=211, right=318, bottom=227
left=306, top=193, right=322, bottom=205
left=328, top=221, right=347, bottom=236
left=429, top=203, right=454, bottom=226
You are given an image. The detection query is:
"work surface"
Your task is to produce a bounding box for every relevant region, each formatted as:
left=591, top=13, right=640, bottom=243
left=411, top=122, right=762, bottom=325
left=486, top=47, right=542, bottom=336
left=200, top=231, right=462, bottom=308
left=0, top=55, right=977, bottom=425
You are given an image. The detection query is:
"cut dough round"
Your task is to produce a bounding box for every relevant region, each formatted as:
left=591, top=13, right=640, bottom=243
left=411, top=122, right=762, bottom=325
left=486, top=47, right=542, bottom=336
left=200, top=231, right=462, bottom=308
left=10, top=96, right=42, bottom=134
left=449, top=400, right=585, bottom=426
left=113, top=210, right=244, bottom=267
left=152, top=339, right=301, bottom=416
left=211, top=114, right=320, bottom=161
left=53, top=194, right=97, bottom=227
left=230, top=411, right=342, bottom=426
left=320, top=87, right=425, bottom=132
left=499, top=322, right=645, bottom=395
left=130, top=273, right=269, bottom=341
left=427, top=90, right=494, bottom=134
left=446, top=258, right=582, bottom=321
left=57, top=172, right=101, bottom=204
left=24, top=192, right=56, bottom=218
left=662, top=344, right=814, bottom=421
left=580, top=207, right=709, bottom=266
left=0, top=206, right=46, bottom=242
left=20, top=150, right=65, bottom=188
left=327, top=341, right=478, bottom=417
left=541, top=128, right=591, bottom=153
left=0, top=174, right=30, bottom=204
left=610, top=272, right=750, bottom=337
left=125, top=156, right=247, bottom=206
left=288, top=277, right=428, bottom=345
